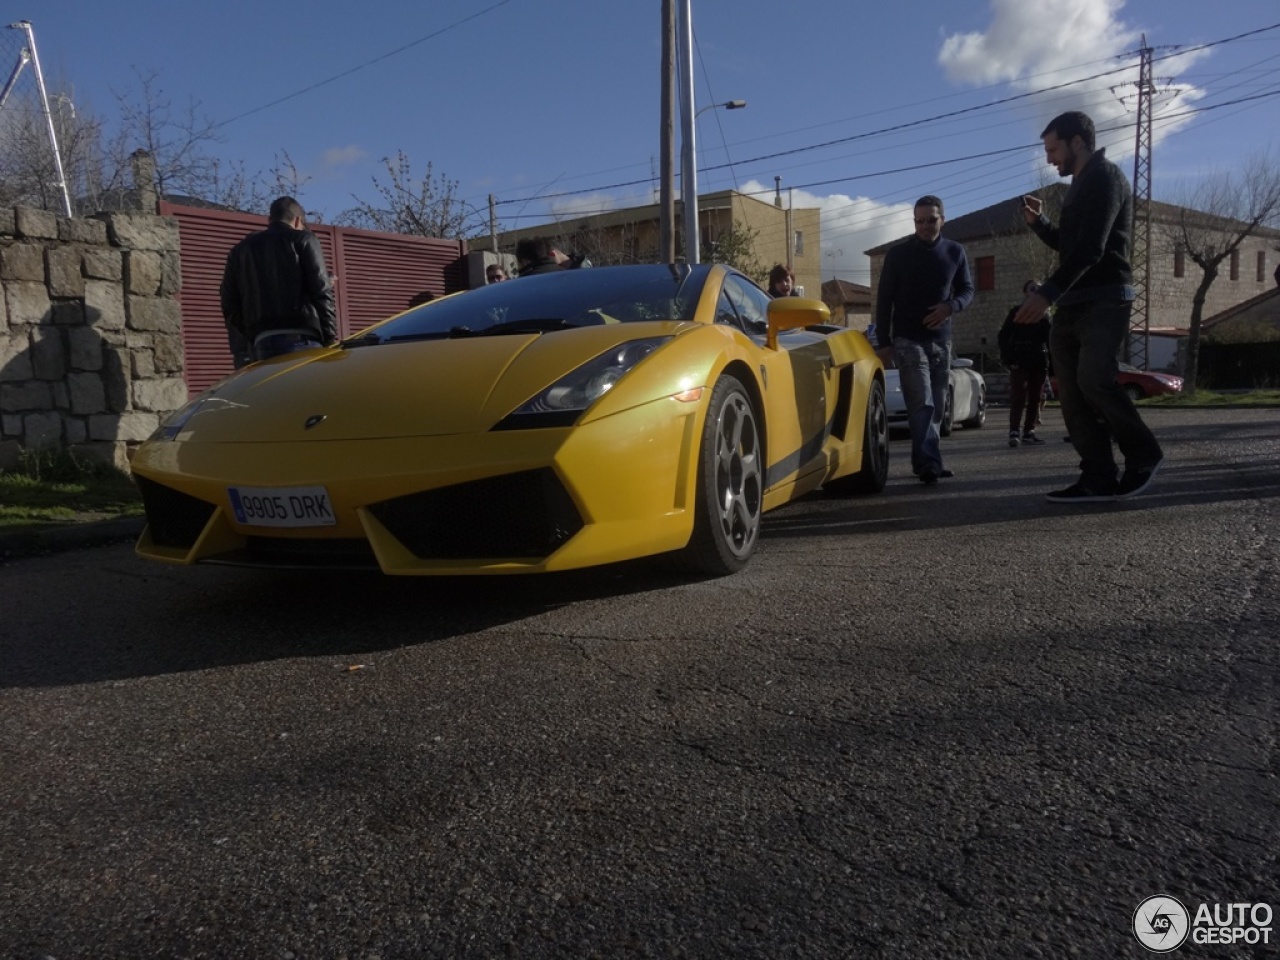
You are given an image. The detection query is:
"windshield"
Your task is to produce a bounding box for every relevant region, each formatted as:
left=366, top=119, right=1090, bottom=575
left=345, top=264, right=709, bottom=345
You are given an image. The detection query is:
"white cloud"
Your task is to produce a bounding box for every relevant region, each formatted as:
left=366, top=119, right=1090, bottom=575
left=740, top=179, right=913, bottom=286
left=320, top=145, right=368, bottom=169
left=937, top=0, right=1208, bottom=165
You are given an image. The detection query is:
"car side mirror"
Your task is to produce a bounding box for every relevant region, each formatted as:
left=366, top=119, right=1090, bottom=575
left=766, top=297, right=830, bottom=350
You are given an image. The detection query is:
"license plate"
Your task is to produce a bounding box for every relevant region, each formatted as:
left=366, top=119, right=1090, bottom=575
left=228, top=485, right=336, bottom=528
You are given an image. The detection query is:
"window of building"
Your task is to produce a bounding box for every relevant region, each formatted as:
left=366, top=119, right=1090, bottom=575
left=1230, top=249, right=1240, bottom=281
left=1258, top=250, right=1267, bottom=283
left=1174, top=247, right=1185, bottom=278
left=975, top=255, right=995, bottom=291
left=794, top=230, right=804, bottom=257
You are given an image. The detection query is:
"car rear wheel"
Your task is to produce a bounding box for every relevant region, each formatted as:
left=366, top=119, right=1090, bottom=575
left=825, top=378, right=888, bottom=496
left=681, top=375, right=762, bottom=575
left=1124, top=383, right=1144, bottom=402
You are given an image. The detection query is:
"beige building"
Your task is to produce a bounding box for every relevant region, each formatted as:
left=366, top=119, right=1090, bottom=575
left=866, top=188, right=1280, bottom=370
left=490, top=190, right=821, bottom=297
left=820, top=278, right=872, bottom=330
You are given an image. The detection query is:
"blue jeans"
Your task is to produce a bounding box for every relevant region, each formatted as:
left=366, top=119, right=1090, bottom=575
left=253, top=333, right=323, bottom=362
left=1050, top=301, right=1163, bottom=487
left=893, top=338, right=951, bottom=476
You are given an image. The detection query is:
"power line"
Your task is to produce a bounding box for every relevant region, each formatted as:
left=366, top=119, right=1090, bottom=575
left=215, top=2, right=515, bottom=129
left=493, top=20, right=1280, bottom=211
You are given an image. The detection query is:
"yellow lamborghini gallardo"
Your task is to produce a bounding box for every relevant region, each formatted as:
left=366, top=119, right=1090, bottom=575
left=132, top=263, right=887, bottom=576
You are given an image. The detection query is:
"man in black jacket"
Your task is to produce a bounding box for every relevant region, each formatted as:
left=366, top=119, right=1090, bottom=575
left=221, top=196, right=337, bottom=368
left=1013, top=111, right=1163, bottom=502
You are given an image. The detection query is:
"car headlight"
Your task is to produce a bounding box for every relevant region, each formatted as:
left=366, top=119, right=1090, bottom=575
left=149, top=393, right=242, bottom=441
left=495, top=337, right=672, bottom=430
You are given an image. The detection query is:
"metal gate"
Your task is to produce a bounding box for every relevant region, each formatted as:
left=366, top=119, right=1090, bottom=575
left=160, top=202, right=468, bottom=397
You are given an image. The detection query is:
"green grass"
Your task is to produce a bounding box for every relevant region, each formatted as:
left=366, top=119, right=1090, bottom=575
left=1141, top=389, right=1280, bottom=407
left=0, top=448, right=143, bottom=530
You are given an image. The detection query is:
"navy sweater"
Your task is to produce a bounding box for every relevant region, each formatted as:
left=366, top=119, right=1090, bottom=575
left=874, top=235, right=974, bottom=349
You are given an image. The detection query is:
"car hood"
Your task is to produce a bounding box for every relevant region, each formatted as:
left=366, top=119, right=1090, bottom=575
left=175, top=323, right=686, bottom=442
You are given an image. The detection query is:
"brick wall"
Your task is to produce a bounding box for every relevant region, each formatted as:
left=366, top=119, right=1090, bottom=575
left=0, top=206, right=186, bottom=471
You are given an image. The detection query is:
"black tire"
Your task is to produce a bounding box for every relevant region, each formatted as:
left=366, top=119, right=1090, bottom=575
left=680, top=375, right=763, bottom=575
left=825, top=378, right=888, bottom=496
left=961, top=386, right=987, bottom=429
left=1124, top=383, right=1144, bottom=402
left=940, top=386, right=955, bottom=437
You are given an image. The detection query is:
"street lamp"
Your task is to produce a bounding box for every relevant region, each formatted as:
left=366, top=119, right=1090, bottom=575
left=681, top=99, right=746, bottom=264
left=697, top=99, right=746, bottom=119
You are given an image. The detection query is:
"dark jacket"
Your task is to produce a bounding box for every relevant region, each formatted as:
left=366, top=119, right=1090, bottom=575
left=874, top=234, right=974, bottom=348
left=220, top=221, right=337, bottom=363
left=1030, top=148, right=1133, bottom=307
left=518, top=257, right=565, bottom=277
left=997, top=305, right=1050, bottom=370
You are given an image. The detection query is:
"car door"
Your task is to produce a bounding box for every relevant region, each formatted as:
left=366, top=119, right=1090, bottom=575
left=717, top=276, right=835, bottom=491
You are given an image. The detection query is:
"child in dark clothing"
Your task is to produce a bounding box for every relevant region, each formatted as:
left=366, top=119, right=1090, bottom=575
left=999, top=280, right=1051, bottom=446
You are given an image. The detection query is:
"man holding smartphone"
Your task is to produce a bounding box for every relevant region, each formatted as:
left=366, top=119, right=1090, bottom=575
left=1013, top=111, right=1163, bottom=502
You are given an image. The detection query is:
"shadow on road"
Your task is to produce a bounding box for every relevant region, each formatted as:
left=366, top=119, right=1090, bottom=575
left=0, top=557, right=704, bottom=688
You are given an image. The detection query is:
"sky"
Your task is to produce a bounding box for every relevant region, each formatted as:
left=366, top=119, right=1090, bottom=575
left=11, top=0, right=1280, bottom=284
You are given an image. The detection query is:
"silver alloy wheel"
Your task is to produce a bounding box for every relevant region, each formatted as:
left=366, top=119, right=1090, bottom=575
left=712, top=387, right=763, bottom=560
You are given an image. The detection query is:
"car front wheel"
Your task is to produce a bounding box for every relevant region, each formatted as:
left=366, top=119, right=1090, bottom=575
left=1124, top=383, right=1144, bottom=402
left=681, top=375, right=763, bottom=575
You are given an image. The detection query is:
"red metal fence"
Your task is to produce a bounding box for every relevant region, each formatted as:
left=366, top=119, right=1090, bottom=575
left=160, top=202, right=468, bottom=397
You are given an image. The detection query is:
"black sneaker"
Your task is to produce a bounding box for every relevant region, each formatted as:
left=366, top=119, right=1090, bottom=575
left=938, top=469, right=954, bottom=479
left=1008, top=432, right=1020, bottom=447
left=1045, top=481, right=1118, bottom=503
left=1117, top=459, right=1163, bottom=499
left=919, top=468, right=939, bottom=485
left=1022, top=431, right=1045, bottom=445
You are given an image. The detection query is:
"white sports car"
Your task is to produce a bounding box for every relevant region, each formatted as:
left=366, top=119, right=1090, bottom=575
left=885, top=358, right=987, bottom=436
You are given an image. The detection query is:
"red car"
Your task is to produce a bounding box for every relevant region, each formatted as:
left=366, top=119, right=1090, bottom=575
left=1051, top=363, right=1183, bottom=401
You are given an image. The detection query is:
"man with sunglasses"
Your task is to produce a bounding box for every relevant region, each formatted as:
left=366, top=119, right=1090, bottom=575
left=874, top=195, right=975, bottom=485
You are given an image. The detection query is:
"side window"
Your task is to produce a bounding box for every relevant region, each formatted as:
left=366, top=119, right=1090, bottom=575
left=722, top=275, right=770, bottom=336
left=714, top=288, right=741, bottom=328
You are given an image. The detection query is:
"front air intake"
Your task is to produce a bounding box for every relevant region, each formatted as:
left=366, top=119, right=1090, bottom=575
left=135, top=476, right=217, bottom=549
left=369, top=468, right=583, bottom=560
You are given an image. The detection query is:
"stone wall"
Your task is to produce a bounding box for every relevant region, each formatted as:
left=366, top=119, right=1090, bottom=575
left=0, top=206, right=186, bottom=471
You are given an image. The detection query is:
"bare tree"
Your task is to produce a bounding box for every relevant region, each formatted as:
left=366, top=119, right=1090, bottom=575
left=1157, top=153, right=1280, bottom=390
left=335, top=151, right=476, bottom=238
left=0, top=67, right=297, bottom=215
left=703, top=219, right=766, bottom=284
left=0, top=86, right=105, bottom=213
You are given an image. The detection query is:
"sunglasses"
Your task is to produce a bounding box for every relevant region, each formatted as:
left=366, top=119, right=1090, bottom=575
left=914, top=216, right=941, bottom=225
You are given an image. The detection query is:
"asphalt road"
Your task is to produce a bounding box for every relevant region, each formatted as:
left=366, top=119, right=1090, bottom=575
left=2, top=407, right=1277, bottom=960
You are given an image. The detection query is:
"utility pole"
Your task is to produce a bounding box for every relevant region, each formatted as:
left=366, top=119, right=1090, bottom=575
left=677, top=0, right=698, bottom=263
left=1129, top=36, right=1155, bottom=370
left=659, top=0, right=676, bottom=263
left=488, top=194, right=498, bottom=252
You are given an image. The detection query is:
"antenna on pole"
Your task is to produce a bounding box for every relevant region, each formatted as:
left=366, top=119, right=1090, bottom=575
left=5, top=21, right=72, bottom=217
left=1129, top=35, right=1154, bottom=370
